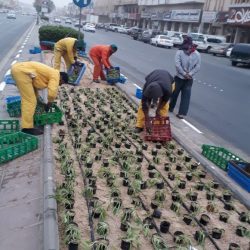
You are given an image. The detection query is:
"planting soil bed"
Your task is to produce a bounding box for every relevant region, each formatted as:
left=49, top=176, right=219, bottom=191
left=50, top=56, right=250, bottom=250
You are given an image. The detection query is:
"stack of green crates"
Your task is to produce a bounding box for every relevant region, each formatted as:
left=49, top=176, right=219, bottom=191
left=202, top=144, right=244, bottom=171
left=0, top=132, right=38, bottom=164
left=7, top=101, right=63, bottom=126
left=0, top=120, right=20, bottom=135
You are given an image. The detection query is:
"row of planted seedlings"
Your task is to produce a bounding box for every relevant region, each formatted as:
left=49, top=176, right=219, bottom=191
left=54, top=85, right=249, bottom=250
left=57, top=85, right=172, bottom=250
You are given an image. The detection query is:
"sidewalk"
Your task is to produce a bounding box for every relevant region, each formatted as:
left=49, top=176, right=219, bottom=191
left=0, top=24, right=44, bottom=250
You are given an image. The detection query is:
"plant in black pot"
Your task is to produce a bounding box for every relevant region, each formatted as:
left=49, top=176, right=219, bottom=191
left=170, top=202, right=181, bottom=215
left=239, top=211, right=250, bottom=223
left=92, top=204, right=107, bottom=221
left=212, top=228, right=224, bottom=239
left=206, top=201, right=217, bottom=213
left=223, top=190, right=232, bottom=202
left=121, top=227, right=140, bottom=250
left=92, top=239, right=110, bottom=250
left=64, top=223, right=81, bottom=250
left=151, top=233, right=168, bottom=249
left=96, top=222, right=109, bottom=238
left=174, top=231, right=191, bottom=248
left=194, top=230, right=206, bottom=247
left=61, top=210, right=75, bottom=224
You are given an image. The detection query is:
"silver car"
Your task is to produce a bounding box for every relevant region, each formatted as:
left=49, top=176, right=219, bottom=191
left=209, top=43, right=234, bottom=57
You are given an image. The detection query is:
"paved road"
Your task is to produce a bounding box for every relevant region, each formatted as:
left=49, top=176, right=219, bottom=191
left=83, top=29, right=250, bottom=155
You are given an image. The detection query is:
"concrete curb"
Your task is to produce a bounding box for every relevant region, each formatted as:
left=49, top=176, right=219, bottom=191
left=115, top=82, right=250, bottom=210
left=43, top=125, right=59, bottom=250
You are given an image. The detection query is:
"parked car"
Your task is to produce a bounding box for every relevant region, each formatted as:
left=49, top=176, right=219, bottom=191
left=117, top=26, right=129, bottom=34
left=7, top=11, right=16, bottom=19
left=74, top=21, right=83, bottom=28
left=226, top=47, right=233, bottom=57
left=83, top=23, right=96, bottom=33
left=130, top=28, right=144, bottom=40
left=140, top=29, right=161, bottom=43
left=169, top=32, right=184, bottom=47
left=106, top=23, right=120, bottom=32
left=54, top=18, right=61, bottom=23
left=127, top=26, right=140, bottom=36
left=65, top=18, right=72, bottom=24
left=230, top=43, right=250, bottom=66
left=209, top=43, right=234, bottom=57
left=150, top=35, right=174, bottom=48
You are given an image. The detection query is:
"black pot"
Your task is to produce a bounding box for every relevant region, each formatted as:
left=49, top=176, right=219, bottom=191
left=115, top=143, right=121, bottom=149
left=125, top=142, right=131, bottom=149
left=120, top=171, right=126, bottom=178
left=164, top=163, right=170, bottom=171
left=160, top=221, right=170, bottom=233
left=120, top=222, right=129, bottom=232
left=190, top=202, right=199, bottom=212
left=185, top=155, right=192, bottom=162
left=136, top=149, right=142, bottom=155
left=89, top=197, right=99, bottom=207
left=188, top=192, right=198, bottom=201
left=149, top=171, right=156, bottom=178
left=219, top=212, right=229, bottom=223
left=152, top=148, right=158, bottom=156
left=107, top=178, right=115, bottom=187
left=212, top=182, right=219, bottom=189
left=177, top=149, right=184, bottom=155
left=191, top=163, right=198, bottom=170
left=141, top=181, right=147, bottom=190
left=196, top=182, right=204, bottom=191
left=148, top=164, right=155, bottom=170
left=174, top=231, right=184, bottom=244
left=123, top=178, right=129, bottom=187
left=223, top=193, right=232, bottom=202
left=176, top=165, right=183, bottom=171
left=121, top=240, right=131, bottom=250
left=127, top=187, right=134, bottom=196
left=239, top=212, right=249, bottom=223
left=212, top=228, right=223, bottom=239
left=143, top=217, right=154, bottom=229
left=90, top=142, right=96, bottom=148
left=137, top=156, right=143, bottom=163
left=228, top=243, right=240, bottom=250
left=200, top=214, right=210, bottom=226
left=172, top=192, right=181, bottom=202
left=194, top=231, right=205, bottom=243
left=183, top=214, right=192, bottom=225
left=236, top=226, right=246, bottom=237
left=199, top=171, right=206, bottom=178
left=111, top=191, right=119, bottom=197
left=156, top=143, right=162, bottom=149
left=103, top=159, right=109, bottom=167
left=224, top=202, right=234, bottom=211
left=68, top=242, right=78, bottom=250
left=88, top=177, right=97, bottom=187
left=206, top=192, right=215, bottom=200
left=186, top=172, right=193, bottom=181
left=142, top=143, right=148, bottom=150
left=65, top=200, right=74, bottom=210
left=152, top=209, right=162, bottom=219
left=169, top=156, right=176, bottom=163
left=156, top=181, right=164, bottom=189
left=93, top=211, right=101, bottom=219
left=178, top=180, right=186, bottom=189
left=151, top=201, right=158, bottom=209
left=168, top=173, right=175, bottom=181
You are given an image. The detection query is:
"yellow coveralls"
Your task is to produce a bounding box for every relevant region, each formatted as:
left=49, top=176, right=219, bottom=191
left=136, top=83, right=175, bottom=128
left=11, top=62, right=60, bottom=129
left=54, top=37, right=77, bottom=71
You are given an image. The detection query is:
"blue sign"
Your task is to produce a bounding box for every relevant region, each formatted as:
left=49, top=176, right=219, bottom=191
left=73, top=0, right=91, bottom=8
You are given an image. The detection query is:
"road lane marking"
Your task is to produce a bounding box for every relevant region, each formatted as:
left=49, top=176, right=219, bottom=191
left=0, top=82, right=6, bottom=91
left=5, top=69, right=11, bottom=76
left=133, top=83, right=141, bottom=89
left=18, top=50, right=22, bottom=53
left=15, top=54, right=20, bottom=59
left=11, top=60, right=17, bottom=65
left=220, top=89, right=224, bottom=92
left=21, top=45, right=24, bottom=49
left=182, top=119, right=203, bottom=134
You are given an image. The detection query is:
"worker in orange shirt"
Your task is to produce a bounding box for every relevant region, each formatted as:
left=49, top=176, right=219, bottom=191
left=89, top=44, right=118, bottom=83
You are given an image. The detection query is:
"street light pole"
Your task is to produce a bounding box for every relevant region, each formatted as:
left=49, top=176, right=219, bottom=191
left=78, top=7, right=82, bottom=40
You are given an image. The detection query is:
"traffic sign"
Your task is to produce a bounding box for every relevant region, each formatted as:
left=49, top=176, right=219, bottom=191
left=73, top=0, right=91, bottom=8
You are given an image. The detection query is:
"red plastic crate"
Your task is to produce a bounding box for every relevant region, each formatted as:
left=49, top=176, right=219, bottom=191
left=144, top=117, right=172, bottom=142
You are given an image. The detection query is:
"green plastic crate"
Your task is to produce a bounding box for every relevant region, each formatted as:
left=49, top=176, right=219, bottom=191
left=0, top=120, right=20, bottom=135
left=202, top=144, right=244, bottom=171
left=7, top=100, right=21, bottom=110
left=0, top=132, right=38, bottom=164
left=34, top=103, right=63, bottom=126
left=7, top=103, right=63, bottom=125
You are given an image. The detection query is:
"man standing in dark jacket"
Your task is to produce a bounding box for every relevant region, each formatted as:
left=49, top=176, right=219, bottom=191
left=134, top=69, right=175, bottom=133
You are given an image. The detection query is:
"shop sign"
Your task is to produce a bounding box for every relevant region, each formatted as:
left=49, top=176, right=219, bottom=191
left=171, top=9, right=201, bottom=22
left=141, top=12, right=151, bottom=18
left=227, top=7, right=250, bottom=25
left=202, top=11, right=217, bottom=23
left=215, top=11, right=229, bottom=23
left=151, top=13, right=158, bottom=20
left=128, top=13, right=137, bottom=20
left=163, top=11, right=172, bottom=21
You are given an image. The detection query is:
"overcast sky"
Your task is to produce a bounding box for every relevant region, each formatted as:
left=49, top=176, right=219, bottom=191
left=20, top=0, right=72, bottom=8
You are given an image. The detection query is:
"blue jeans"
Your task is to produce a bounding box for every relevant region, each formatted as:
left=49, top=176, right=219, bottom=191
left=169, top=76, right=193, bottom=116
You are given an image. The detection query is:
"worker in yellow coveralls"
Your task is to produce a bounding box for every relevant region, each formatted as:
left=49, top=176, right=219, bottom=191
left=11, top=62, right=68, bottom=135
left=135, top=69, right=175, bottom=133
left=54, top=37, right=84, bottom=71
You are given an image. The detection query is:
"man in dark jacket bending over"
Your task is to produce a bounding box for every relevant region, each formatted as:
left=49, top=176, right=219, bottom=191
left=134, top=69, right=175, bottom=133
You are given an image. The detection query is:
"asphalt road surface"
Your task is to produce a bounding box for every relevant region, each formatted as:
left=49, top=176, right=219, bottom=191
left=0, top=14, right=34, bottom=63
left=83, top=29, right=250, bottom=155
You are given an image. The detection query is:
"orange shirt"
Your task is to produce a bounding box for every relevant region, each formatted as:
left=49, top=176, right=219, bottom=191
left=89, top=45, right=112, bottom=68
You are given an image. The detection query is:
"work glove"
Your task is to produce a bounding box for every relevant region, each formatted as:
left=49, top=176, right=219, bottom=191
left=44, top=102, right=52, bottom=112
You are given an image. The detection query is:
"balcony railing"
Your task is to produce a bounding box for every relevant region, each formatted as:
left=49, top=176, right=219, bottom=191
left=138, top=0, right=205, bottom=5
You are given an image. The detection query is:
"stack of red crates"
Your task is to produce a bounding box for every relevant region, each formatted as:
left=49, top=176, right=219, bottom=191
left=144, top=117, right=172, bottom=142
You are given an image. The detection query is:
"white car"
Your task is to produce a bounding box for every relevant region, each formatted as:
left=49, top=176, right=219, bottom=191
left=54, top=18, right=61, bottom=23
left=7, top=12, right=16, bottom=19
left=83, top=23, right=96, bottom=33
left=150, top=35, right=173, bottom=48
left=117, top=26, right=129, bottom=34
left=169, top=32, right=184, bottom=46
left=226, top=47, right=233, bottom=57
left=65, top=18, right=72, bottom=24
